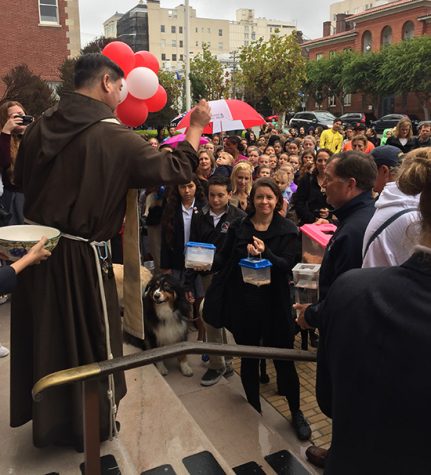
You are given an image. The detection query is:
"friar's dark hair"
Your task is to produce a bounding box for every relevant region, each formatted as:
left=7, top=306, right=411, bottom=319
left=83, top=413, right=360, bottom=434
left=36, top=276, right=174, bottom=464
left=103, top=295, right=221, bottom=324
left=74, top=53, right=124, bottom=89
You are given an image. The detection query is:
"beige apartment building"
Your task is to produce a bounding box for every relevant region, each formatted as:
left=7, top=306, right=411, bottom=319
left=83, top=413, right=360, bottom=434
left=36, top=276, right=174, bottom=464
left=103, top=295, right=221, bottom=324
left=103, top=12, right=124, bottom=39
left=329, top=0, right=398, bottom=32
left=103, top=1, right=295, bottom=71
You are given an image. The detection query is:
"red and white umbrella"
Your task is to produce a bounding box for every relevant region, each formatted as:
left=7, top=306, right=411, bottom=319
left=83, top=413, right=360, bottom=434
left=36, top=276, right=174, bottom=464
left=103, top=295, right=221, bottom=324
left=176, top=99, right=265, bottom=134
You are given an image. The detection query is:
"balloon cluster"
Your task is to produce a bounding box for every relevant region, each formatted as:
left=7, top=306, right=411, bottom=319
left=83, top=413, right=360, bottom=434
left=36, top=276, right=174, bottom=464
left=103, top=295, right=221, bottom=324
left=102, top=41, right=168, bottom=127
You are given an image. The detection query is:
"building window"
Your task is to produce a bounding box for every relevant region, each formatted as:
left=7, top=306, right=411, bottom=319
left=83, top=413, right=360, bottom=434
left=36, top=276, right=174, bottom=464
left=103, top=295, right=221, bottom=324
left=329, top=50, right=336, bottom=58
left=244, top=33, right=249, bottom=39
left=329, top=95, right=336, bottom=108
left=161, top=25, right=165, bottom=32
left=180, top=54, right=184, bottom=61
left=218, top=29, right=223, bottom=36
left=381, top=26, right=392, bottom=47
left=402, top=21, right=414, bottom=40
left=344, top=94, right=352, bottom=106
left=171, top=25, right=176, bottom=33
left=39, top=0, right=59, bottom=24
left=161, top=39, right=166, bottom=47
left=218, top=42, right=223, bottom=50
left=316, top=53, right=324, bottom=61
left=195, top=27, right=198, bottom=33
left=251, top=32, right=256, bottom=40
left=172, top=40, right=177, bottom=47
left=362, top=30, right=372, bottom=53
left=179, top=26, right=183, bottom=34
left=172, top=54, right=177, bottom=61
left=161, top=53, right=166, bottom=60
left=179, top=40, right=183, bottom=47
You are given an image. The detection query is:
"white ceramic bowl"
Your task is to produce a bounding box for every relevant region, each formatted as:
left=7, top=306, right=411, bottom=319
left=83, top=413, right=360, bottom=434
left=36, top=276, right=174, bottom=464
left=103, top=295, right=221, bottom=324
left=0, top=225, right=61, bottom=261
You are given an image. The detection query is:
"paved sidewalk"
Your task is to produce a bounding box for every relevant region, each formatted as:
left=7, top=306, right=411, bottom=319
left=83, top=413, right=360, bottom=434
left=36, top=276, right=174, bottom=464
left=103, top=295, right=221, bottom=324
left=231, top=334, right=332, bottom=450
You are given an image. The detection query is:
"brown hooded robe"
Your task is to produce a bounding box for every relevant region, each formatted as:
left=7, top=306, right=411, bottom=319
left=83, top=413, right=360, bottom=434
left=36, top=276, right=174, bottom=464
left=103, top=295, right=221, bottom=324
left=11, top=92, right=198, bottom=448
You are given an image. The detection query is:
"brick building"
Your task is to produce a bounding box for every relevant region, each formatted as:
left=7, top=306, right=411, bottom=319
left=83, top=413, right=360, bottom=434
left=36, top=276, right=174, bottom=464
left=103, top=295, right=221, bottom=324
left=302, top=0, right=431, bottom=118
left=0, top=0, right=80, bottom=96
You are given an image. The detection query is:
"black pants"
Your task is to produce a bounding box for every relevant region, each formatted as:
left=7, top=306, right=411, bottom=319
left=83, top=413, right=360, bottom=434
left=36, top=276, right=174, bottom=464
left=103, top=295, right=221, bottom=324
left=234, top=332, right=300, bottom=414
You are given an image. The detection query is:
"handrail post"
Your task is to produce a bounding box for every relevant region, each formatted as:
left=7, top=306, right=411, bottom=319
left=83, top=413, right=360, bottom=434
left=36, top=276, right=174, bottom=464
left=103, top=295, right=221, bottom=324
left=83, top=379, right=101, bottom=475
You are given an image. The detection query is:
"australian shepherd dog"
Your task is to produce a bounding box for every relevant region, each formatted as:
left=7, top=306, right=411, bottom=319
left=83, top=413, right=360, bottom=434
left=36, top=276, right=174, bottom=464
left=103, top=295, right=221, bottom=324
left=143, top=274, right=193, bottom=377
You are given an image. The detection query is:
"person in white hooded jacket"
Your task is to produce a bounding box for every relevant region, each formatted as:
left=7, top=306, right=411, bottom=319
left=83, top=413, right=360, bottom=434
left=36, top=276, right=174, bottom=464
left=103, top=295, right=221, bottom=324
left=362, top=145, right=420, bottom=267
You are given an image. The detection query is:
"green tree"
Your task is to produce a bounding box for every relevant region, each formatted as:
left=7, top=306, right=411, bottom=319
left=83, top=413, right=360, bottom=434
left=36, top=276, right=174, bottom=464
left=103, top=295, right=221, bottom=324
left=239, top=32, right=306, bottom=127
left=147, top=70, right=184, bottom=127
left=304, top=59, right=328, bottom=110
left=0, top=64, right=56, bottom=116
left=189, top=43, right=230, bottom=102
left=342, top=51, right=384, bottom=115
left=57, top=36, right=119, bottom=97
left=378, top=36, right=431, bottom=119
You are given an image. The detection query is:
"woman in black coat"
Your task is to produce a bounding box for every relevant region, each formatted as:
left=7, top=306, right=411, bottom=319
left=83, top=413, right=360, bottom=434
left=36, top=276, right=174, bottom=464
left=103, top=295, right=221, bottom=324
left=292, top=148, right=332, bottom=225
left=203, top=178, right=311, bottom=441
left=386, top=117, right=415, bottom=154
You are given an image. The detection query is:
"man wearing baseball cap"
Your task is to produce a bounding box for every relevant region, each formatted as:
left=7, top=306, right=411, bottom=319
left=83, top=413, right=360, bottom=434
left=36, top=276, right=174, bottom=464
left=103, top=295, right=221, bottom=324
left=362, top=145, right=420, bottom=267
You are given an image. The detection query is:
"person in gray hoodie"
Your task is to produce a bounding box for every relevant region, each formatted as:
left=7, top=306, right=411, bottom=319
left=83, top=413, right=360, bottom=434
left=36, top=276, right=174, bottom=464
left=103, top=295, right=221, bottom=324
left=362, top=145, right=420, bottom=268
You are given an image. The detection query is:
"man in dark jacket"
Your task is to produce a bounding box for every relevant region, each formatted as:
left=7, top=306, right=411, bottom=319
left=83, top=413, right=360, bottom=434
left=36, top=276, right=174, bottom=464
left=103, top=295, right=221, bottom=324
left=186, top=175, right=246, bottom=386
left=412, top=121, right=431, bottom=149
left=295, top=151, right=377, bottom=468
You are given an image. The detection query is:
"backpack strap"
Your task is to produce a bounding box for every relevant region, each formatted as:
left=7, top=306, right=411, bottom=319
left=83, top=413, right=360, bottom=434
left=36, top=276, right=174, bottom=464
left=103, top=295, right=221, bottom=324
left=363, top=208, right=417, bottom=258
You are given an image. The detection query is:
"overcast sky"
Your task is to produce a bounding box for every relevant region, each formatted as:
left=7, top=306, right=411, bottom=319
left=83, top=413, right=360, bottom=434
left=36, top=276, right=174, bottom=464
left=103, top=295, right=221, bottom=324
left=79, top=0, right=333, bottom=46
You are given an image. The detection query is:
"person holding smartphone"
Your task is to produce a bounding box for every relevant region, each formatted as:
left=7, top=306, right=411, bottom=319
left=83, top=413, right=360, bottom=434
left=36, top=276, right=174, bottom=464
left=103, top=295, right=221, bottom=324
left=0, top=101, right=32, bottom=225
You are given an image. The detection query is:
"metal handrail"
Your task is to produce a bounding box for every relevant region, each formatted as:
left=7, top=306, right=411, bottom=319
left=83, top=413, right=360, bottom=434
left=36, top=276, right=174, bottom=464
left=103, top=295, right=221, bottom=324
left=31, top=342, right=317, bottom=475
left=32, top=342, right=316, bottom=400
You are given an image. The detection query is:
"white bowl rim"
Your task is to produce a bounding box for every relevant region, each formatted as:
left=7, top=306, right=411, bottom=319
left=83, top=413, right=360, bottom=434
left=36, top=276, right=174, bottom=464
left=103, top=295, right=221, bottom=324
left=0, top=225, right=61, bottom=242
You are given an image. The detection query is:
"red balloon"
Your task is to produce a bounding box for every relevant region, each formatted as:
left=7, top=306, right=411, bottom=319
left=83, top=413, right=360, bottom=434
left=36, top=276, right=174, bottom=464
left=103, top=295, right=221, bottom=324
left=102, top=41, right=135, bottom=76
left=116, top=95, right=149, bottom=127
left=145, top=85, right=168, bottom=113
left=134, top=51, right=160, bottom=74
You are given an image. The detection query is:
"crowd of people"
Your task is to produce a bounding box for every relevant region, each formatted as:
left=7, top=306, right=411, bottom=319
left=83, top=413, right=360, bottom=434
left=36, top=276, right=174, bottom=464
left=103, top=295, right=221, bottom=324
left=1, top=52, right=431, bottom=473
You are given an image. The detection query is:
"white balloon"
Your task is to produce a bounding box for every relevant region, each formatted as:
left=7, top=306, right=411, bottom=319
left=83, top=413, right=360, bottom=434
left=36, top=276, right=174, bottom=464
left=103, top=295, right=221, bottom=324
left=126, top=67, right=159, bottom=100
left=119, top=78, right=128, bottom=104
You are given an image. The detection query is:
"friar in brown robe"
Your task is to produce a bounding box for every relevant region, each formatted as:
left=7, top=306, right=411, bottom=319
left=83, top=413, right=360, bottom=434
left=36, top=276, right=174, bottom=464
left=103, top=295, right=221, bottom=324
left=10, top=53, right=210, bottom=449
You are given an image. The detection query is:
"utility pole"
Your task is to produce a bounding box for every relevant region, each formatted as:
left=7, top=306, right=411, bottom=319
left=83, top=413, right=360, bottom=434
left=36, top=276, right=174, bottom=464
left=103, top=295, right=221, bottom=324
left=230, top=50, right=238, bottom=99
left=184, top=0, right=191, bottom=111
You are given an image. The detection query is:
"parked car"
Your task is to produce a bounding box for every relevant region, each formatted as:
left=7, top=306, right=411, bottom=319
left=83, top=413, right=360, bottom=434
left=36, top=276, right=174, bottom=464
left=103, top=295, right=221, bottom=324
left=265, top=115, right=279, bottom=122
left=289, top=111, right=336, bottom=131
left=371, top=114, right=419, bottom=134
left=339, top=112, right=376, bottom=128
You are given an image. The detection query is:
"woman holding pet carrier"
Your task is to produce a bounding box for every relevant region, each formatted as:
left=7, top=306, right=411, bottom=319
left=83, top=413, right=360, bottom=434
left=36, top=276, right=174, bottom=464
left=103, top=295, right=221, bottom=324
left=203, top=177, right=311, bottom=441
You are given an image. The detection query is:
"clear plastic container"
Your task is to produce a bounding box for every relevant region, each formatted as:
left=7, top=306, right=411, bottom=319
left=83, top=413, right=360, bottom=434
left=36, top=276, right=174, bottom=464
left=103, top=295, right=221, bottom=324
left=184, top=241, right=216, bottom=270
left=239, top=257, right=272, bottom=286
left=292, top=263, right=321, bottom=306
left=300, top=223, right=337, bottom=264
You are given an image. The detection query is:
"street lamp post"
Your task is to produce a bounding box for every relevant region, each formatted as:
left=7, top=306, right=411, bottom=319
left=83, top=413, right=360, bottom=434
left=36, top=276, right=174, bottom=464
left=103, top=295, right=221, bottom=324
left=184, top=0, right=191, bottom=111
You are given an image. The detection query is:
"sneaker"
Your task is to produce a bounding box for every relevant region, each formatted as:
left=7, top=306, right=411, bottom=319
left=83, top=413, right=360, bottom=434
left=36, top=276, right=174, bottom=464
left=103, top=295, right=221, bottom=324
left=223, top=366, right=234, bottom=378
left=291, top=410, right=311, bottom=441
left=200, top=368, right=225, bottom=386
left=0, top=345, right=10, bottom=358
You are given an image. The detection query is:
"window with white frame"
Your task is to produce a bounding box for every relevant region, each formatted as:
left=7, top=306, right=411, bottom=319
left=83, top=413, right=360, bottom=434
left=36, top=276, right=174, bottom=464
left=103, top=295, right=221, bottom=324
left=344, top=93, right=352, bottom=106
left=39, top=0, right=59, bottom=24
left=329, top=95, right=336, bottom=107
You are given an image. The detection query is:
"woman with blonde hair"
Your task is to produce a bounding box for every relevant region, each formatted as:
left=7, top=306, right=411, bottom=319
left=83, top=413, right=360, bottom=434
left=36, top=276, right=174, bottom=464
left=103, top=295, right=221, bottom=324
left=312, top=146, right=431, bottom=473
left=0, top=101, right=31, bottom=225
left=230, top=161, right=253, bottom=211
left=386, top=117, right=415, bottom=153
